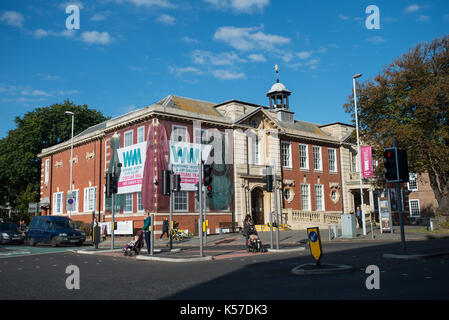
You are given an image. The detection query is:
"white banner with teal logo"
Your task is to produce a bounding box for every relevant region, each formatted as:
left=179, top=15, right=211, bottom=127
left=117, top=142, right=147, bottom=194
left=169, top=141, right=211, bottom=191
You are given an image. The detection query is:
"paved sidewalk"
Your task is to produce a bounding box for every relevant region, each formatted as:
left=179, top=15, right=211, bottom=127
left=77, top=225, right=449, bottom=262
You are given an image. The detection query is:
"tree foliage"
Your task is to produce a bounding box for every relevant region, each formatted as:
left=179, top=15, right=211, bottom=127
left=343, top=35, right=449, bottom=215
left=0, top=100, right=109, bottom=211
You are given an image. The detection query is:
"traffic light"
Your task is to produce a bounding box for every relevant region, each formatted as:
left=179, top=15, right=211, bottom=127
left=195, top=181, right=200, bottom=202
left=206, top=185, right=213, bottom=198
left=383, top=148, right=398, bottom=182
left=203, top=165, right=213, bottom=187
left=173, top=174, right=181, bottom=192
left=162, top=170, right=171, bottom=196
left=397, top=149, right=409, bottom=182
left=262, top=174, right=273, bottom=192
left=110, top=173, right=119, bottom=194
left=105, top=173, right=112, bottom=198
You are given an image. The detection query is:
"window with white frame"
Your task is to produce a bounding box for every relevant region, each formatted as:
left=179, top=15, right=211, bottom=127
left=408, top=173, right=418, bottom=191
left=315, top=184, right=325, bottom=211
left=137, top=126, right=145, bottom=143
left=312, top=146, right=322, bottom=171
left=194, top=128, right=209, bottom=145
left=124, top=130, right=133, bottom=147
left=328, top=148, right=337, bottom=172
left=281, top=141, right=292, bottom=168
left=137, top=192, right=144, bottom=212
left=124, top=193, right=133, bottom=213
left=252, top=134, right=260, bottom=165
left=67, top=189, right=79, bottom=213
left=84, top=187, right=97, bottom=212
left=299, top=144, right=309, bottom=170
left=409, top=199, right=420, bottom=217
left=301, top=184, right=311, bottom=211
left=53, top=192, right=64, bottom=214
left=351, top=152, right=358, bottom=172
left=174, top=191, right=188, bottom=211
left=172, top=125, right=188, bottom=142
left=45, top=159, right=50, bottom=184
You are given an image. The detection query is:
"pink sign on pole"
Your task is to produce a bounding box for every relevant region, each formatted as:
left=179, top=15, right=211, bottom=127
left=361, top=146, right=374, bottom=178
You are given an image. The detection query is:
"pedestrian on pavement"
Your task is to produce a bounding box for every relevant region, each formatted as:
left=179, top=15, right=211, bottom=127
left=102, top=225, right=107, bottom=241
left=356, top=206, right=363, bottom=229
left=243, top=215, right=254, bottom=248
left=142, top=211, right=152, bottom=254
left=160, top=217, right=169, bottom=239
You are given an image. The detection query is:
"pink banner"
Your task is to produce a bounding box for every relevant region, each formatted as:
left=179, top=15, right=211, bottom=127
left=361, top=146, right=374, bottom=178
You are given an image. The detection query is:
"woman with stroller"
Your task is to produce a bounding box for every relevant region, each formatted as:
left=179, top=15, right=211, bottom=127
left=243, top=215, right=254, bottom=248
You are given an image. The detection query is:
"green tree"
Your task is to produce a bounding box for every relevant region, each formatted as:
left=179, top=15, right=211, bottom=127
left=343, top=35, right=449, bottom=216
left=0, top=100, right=109, bottom=209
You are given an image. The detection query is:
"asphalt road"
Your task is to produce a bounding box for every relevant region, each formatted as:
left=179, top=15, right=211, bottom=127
left=1, top=238, right=449, bottom=301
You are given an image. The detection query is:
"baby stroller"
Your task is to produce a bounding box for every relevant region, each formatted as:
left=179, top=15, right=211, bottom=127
left=246, top=225, right=264, bottom=253
left=123, top=230, right=145, bottom=256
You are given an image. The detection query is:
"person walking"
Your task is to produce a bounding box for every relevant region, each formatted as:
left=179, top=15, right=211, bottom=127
left=142, top=211, right=152, bottom=254
left=356, top=206, right=363, bottom=229
left=160, top=217, right=169, bottom=239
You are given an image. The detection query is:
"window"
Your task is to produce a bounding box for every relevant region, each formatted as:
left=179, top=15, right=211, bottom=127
left=284, top=188, right=291, bottom=201
left=299, top=144, right=309, bottom=170
left=252, top=134, right=260, bottom=165
left=67, top=189, right=79, bottom=213
left=124, top=130, right=133, bottom=147
left=194, top=128, right=208, bottom=145
left=351, top=152, right=358, bottom=173
left=315, top=185, right=325, bottom=211
left=124, top=193, right=133, bottom=213
left=53, top=192, right=64, bottom=214
left=45, top=159, right=50, bottom=184
left=312, top=146, right=322, bottom=171
left=137, top=192, right=144, bottom=212
left=84, top=187, right=97, bottom=212
left=389, top=188, right=397, bottom=211
left=172, top=125, right=188, bottom=142
left=301, top=184, right=311, bottom=211
left=409, top=199, right=420, bottom=217
left=281, top=141, right=292, bottom=168
left=137, top=126, right=145, bottom=143
left=328, top=148, right=337, bottom=172
left=174, top=191, right=188, bottom=211
left=408, top=173, right=418, bottom=191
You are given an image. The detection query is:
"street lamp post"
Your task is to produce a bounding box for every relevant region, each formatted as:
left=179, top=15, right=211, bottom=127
left=65, top=111, right=74, bottom=219
left=352, top=73, right=367, bottom=236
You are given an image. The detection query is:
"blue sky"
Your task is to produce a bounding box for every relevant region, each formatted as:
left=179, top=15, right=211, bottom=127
left=1, top=0, right=448, bottom=138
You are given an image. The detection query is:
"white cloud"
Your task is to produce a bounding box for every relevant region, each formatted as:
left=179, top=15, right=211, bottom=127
left=214, top=26, right=290, bottom=52
left=20, top=89, right=51, bottom=97
left=33, top=29, right=76, bottom=39
left=213, top=69, right=246, bottom=80
left=338, top=14, right=350, bottom=20
left=81, top=31, right=114, bottom=45
left=0, top=11, right=24, bottom=28
left=405, top=4, right=424, bottom=13
left=155, top=14, right=176, bottom=25
left=125, top=0, right=176, bottom=8
left=90, top=13, right=108, bottom=21
left=59, top=1, right=84, bottom=9
left=192, top=50, right=245, bottom=66
left=169, top=66, right=203, bottom=76
left=204, top=0, right=269, bottom=13
left=248, top=53, right=266, bottom=62
left=297, top=51, right=314, bottom=60
left=417, top=15, right=430, bottom=22
left=182, top=36, right=200, bottom=44
left=367, top=36, right=386, bottom=45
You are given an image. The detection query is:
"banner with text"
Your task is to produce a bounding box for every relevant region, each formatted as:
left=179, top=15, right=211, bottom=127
left=361, top=146, right=375, bottom=178
left=117, top=142, right=147, bottom=194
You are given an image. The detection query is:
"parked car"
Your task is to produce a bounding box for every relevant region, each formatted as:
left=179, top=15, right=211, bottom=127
left=0, top=222, right=25, bottom=245
left=27, top=216, right=85, bottom=247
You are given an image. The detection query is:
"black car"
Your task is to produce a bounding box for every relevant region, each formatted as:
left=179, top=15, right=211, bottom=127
left=0, top=222, right=25, bottom=245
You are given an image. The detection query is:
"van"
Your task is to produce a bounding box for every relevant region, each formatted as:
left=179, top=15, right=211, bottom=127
left=27, top=216, right=86, bottom=247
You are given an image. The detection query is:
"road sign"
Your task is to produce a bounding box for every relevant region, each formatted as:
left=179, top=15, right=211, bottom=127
left=307, top=227, right=323, bottom=264
left=66, top=192, right=76, bottom=211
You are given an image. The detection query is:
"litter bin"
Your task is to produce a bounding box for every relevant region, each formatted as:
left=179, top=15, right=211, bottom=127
left=341, top=214, right=356, bottom=238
